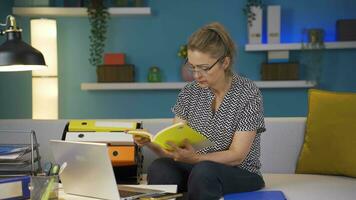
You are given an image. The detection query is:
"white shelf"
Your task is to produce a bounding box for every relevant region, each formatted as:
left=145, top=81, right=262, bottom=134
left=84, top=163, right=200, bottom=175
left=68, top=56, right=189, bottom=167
left=81, top=81, right=316, bottom=90
left=245, top=41, right=356, bottom=51
left=13, top=7, right=151, bottom=17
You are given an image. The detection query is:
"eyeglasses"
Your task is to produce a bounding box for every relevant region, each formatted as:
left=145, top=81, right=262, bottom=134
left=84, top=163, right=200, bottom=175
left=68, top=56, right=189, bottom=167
left=184, top=56, right=225, bottom=76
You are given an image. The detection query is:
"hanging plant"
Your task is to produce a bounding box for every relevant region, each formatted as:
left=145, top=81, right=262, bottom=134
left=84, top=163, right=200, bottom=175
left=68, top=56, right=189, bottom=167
left=243, top=0, right=263, bottom=27
left=87, top=0, right=110, bottom=67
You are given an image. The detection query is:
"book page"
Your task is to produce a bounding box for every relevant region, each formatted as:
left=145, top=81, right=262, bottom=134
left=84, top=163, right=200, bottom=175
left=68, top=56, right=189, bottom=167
left=127, top=130, right=152, bottom=140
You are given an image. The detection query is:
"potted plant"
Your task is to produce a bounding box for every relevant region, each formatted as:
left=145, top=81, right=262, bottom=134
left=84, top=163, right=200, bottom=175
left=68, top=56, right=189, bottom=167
left=243, top=0, right=263, bottom=44
left=177, top=44, right=194, bottom=82
left=87, top=0, right=110, bottom=69
left=301, top=28, right=325, bottom=85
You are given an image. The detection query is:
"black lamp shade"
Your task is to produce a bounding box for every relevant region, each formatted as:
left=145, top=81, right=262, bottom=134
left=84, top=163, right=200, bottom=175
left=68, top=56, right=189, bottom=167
left=0, top=31, right=46, bottom=71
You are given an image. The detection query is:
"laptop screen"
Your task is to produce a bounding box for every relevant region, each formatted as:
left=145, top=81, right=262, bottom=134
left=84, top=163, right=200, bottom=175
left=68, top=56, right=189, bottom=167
left=50, top=140, right=121, bottom=199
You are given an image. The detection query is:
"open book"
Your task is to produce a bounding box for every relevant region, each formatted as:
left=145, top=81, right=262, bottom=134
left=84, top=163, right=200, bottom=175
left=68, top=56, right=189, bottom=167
left=127, top=122, right=214, bottom=151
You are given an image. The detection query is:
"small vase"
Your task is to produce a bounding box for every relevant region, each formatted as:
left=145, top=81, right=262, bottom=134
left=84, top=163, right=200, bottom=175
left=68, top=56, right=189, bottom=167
left=181, top=64, right=194, bottom=82
left=147, top=66, right=162, bottom=82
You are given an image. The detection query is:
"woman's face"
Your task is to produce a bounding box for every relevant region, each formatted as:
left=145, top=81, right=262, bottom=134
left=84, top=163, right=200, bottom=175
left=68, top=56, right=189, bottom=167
left=187, top=50, right=227, bottom=88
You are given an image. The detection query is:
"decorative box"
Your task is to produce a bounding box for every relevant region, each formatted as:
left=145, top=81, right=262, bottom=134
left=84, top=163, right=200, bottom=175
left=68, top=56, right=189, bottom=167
left=261, top=63, right=299, bottom=80
left=336, top=19, right=356, bottom=41
left=104, top=53, right=126, bottom=65
left=97, top=64, right=134, bottom=82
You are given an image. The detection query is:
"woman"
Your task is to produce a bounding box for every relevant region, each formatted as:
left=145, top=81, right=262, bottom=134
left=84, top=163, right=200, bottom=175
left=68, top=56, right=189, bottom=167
left=134, top=22, right=265, bottom=200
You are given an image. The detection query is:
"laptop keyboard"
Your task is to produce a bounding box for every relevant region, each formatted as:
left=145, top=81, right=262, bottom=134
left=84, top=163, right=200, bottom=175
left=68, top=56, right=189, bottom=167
left=118, top=189, right=145, bottom=198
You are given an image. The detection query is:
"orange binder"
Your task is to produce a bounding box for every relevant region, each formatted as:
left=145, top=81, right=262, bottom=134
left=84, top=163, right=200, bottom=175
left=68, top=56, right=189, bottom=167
left=108, top=146, right=135, bottom=166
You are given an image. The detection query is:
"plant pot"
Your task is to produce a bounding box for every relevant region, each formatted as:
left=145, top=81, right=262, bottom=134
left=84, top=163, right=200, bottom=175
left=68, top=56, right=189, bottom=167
left=181, top=65, right=194, bottom=82
left=308, top=29, right=324, bottom=48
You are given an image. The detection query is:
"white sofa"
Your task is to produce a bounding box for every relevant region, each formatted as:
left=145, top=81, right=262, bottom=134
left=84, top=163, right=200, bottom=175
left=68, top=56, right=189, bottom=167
left=0, top=118, right=355, bottom=199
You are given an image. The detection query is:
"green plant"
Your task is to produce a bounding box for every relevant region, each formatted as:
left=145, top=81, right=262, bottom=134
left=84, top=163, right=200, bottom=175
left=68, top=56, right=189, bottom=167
left=87, top=0, right=110, bottom=67
left=243, top=0, right=263, bottom=27
left=177, top=44, right=187, bottom=59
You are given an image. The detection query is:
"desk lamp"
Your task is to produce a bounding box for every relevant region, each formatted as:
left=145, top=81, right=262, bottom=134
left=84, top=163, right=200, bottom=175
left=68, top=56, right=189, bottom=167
left=0, top=15, right=46, bottom=72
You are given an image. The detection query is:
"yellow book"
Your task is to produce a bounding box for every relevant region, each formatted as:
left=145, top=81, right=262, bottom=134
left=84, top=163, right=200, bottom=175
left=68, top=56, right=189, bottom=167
left=127, top=122, right=214, bottom=151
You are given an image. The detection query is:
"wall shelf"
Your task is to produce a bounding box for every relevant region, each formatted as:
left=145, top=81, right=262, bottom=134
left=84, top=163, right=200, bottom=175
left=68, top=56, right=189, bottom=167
left=245, top=41, right=356, bottom=51
left=81, top=81, right=316, bottom=91
left=12, top=7, right=151, bottom=17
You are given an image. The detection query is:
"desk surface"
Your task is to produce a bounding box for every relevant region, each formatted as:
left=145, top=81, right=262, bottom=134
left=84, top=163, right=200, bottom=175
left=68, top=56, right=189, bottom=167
left=59, top=184, right=177, bottom=200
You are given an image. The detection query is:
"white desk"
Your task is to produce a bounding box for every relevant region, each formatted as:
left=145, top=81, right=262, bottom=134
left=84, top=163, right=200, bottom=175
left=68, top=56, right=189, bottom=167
left=59, top=184, right=177, bottom=200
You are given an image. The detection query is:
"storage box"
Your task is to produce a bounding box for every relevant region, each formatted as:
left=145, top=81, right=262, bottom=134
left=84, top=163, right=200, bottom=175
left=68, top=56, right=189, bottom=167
left=261, top=63, right=299, bottom=80
left=104, top=53, right=125, bottom=65
left=97, top=64, right=134, bottom=82
left=336, top=19, right=356, bottom=41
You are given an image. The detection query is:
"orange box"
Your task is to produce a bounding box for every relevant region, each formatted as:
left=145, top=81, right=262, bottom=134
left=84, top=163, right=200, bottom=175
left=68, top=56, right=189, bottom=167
left=104, top=53, right=125, bottom=65
left=108, top=146, right=135, bottom=166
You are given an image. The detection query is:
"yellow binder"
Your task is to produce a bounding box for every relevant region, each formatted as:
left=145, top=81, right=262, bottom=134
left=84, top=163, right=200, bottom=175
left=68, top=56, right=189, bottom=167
left=68, top=120, right=138, bottom=132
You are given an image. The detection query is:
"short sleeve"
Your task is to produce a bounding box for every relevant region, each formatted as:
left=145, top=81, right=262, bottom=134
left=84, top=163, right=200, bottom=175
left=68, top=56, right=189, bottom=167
left=236, top=93, right=266, bottom=134
left=172, top=86, right=191, bottom=120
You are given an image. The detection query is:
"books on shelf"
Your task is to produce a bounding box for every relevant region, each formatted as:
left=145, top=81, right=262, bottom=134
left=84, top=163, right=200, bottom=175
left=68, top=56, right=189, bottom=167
left=267, top=51, right=289, bottom=63
left=127, top=122, right=214, bottom=151
left=0, top=176, right=31, bottom=200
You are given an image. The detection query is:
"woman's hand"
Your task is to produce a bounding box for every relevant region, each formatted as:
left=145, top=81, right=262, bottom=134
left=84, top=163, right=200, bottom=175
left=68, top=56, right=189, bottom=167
left=133, top=135, right=151, bottom=147
left=166, top=139, right=200, bottom=164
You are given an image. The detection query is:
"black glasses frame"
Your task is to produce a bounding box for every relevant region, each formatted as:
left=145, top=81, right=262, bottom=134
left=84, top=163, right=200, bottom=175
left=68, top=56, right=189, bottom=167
left=185, top=55, right=225, bottom=74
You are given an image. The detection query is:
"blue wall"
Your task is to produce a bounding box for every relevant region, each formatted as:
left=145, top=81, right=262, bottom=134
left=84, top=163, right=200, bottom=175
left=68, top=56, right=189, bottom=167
left=0, top=0, right=355, bottom=119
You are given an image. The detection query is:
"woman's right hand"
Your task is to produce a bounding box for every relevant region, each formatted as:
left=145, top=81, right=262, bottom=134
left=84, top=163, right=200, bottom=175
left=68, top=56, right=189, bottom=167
left=133, top=135, right=151, bottom=147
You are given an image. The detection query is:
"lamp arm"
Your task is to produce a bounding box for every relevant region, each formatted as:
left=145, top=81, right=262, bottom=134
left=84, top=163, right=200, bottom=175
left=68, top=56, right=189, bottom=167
left=0, top=15, right=12, bottom=27
left=0, top=15, right=21, bottom=35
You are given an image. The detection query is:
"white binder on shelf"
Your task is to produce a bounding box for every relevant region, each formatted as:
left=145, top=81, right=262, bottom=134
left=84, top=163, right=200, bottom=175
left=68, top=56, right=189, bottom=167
left=267, top=5, right=281, bottom=44
left=248, top=6, right=263, bottom=44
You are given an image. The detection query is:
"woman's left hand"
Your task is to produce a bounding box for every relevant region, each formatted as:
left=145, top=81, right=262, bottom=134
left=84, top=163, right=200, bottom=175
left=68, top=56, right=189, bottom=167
left=166, top=139, right=200, bottom=164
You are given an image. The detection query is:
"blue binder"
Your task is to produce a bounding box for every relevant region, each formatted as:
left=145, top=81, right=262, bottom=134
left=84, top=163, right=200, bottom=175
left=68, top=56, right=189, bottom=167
left=0, top=176, right=31, bottom=200
left=224, top=190, right=286, bottom=200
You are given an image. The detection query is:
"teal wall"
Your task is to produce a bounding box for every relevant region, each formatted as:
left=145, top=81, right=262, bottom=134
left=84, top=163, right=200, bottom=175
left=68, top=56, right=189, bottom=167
left=0, top=0, right=355, bottom=119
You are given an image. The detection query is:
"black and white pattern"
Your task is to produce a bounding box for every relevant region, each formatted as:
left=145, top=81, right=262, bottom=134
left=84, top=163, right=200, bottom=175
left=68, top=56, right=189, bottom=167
left=172, top=73, right=265, bottom=176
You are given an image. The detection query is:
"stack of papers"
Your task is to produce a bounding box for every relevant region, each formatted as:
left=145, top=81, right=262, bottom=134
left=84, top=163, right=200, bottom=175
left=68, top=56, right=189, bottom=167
left=0, top=145, right=30, bottom=160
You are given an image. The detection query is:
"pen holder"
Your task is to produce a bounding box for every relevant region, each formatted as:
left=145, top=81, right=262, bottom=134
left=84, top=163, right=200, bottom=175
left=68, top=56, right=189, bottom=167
left=29, top=175, right=59, bottom=200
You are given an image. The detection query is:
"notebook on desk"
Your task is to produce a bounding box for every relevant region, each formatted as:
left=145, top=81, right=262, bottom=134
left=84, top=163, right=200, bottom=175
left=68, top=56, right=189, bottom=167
left=50, top=140, right=164, bottom=200
left=224, top=190, right=286, bottom=200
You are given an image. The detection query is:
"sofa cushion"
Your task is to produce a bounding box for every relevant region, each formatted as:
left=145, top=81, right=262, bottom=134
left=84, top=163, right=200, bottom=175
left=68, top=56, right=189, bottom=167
left=263, top=173, right=356, bottom=200
left=296, top=89, right=356, bottom=177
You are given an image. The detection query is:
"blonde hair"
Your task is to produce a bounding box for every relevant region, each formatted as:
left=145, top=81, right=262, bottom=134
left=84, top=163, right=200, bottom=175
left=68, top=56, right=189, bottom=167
left=187, top=22, right=236, bottom=76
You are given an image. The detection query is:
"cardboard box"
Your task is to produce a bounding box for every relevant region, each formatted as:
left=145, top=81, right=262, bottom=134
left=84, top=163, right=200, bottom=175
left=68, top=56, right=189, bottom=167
left=104, top=53, right=125, bottom=65
left=97, top=64, right=134, bottom=82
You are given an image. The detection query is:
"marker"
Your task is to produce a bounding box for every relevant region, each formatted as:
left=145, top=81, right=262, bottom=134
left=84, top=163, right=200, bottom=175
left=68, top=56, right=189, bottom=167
left=40, top=164, right=60, bottom=200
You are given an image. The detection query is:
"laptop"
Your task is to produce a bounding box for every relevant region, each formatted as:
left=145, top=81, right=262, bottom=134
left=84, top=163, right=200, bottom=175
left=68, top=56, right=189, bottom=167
left=50, top=140, right=163, bottom=200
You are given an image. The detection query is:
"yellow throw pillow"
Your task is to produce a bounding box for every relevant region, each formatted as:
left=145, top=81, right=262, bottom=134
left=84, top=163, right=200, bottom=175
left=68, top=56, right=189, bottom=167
left=296, top=89, right=356, bottom=177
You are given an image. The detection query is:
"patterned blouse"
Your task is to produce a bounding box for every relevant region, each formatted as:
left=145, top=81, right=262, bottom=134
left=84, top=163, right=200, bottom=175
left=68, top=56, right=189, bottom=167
left=172, top=73, right=265, bottom=176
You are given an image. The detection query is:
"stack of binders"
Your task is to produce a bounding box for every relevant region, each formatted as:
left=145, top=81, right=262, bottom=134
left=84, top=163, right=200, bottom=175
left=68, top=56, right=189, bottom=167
left=62, top=120, right=144, bottom=184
